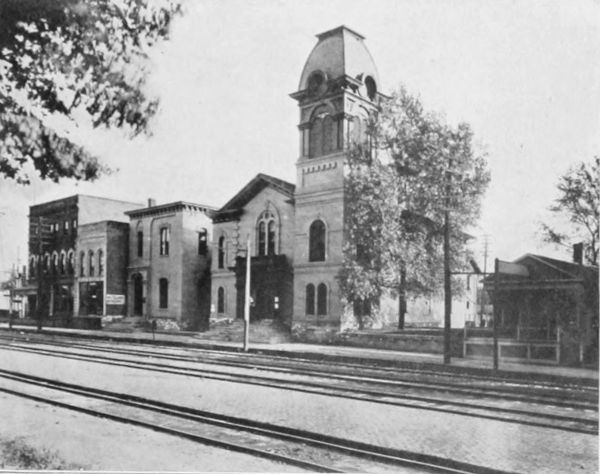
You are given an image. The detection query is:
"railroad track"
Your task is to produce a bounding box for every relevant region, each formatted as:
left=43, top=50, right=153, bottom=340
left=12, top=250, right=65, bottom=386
left=0, top=339, right=596, bottom=434
left=0, top=368, right=514, bottom=474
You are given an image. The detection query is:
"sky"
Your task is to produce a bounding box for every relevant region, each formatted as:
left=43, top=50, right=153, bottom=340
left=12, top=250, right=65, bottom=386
left=1, top=0, right=599, bottom=276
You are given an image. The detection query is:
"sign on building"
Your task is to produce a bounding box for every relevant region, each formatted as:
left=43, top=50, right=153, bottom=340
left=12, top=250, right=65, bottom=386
left=105, top=294, right=126, bottom=305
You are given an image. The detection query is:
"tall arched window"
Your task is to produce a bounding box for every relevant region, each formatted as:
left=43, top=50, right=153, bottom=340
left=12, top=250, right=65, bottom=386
left=305, top=284, right=315, bottom=315
left=218, top=236, right=225, bottom=269
left=217, top=286, right=225, bottom=313
left=309, top=220, right=326, bottom=262
left=159, top=278, right=168, bottom=308
left=59, top=252, right=66, bottom=275
left=309, top=110, right=337, bottom=158
left=44, top=254, right=50, bottom=274
left=29, top=256, right=36, bottom=278
left=52, top=252, right=58, bottom=275
left=79, top=251, right=85, bottom=276
left=67, top=251, right=74, bottom=274
left=88, top=250, right=94, bottom=277
left=98, top=250, right=104, bottom=276
left=257, top=211, right=277, bottom=256
left=317, top=283, right=328, bottom=316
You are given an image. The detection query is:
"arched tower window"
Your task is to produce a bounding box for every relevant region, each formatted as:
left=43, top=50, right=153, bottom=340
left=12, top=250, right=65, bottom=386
left=305, top=284, right=315, bottom=315
left=257, top=210, right=277, bottom=256
left=317, top=283, right=328, bottom=316
left=217, top=287, right=225, bottom=313
left=52, top=252, right=58, bottom=275
left=309, top=220, right=326, bottom=262
left=308, top=106, right=337, bottom=158
left=218, top=235, right=226, bottom=269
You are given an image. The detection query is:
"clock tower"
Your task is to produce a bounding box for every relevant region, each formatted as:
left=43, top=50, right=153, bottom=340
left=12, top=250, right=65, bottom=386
left=290, top=26, right=385, bottom=330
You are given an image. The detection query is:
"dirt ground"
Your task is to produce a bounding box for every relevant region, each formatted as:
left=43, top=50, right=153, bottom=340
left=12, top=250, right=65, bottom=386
left=0, top=392, right=300, bottom=472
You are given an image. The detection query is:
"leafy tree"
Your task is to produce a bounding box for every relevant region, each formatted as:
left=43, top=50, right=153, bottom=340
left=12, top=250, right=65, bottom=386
left=339, top=87, right=490, bottom=328
left=0, top=0, right=181, bottom=184
left=540, top=156, right=599, bottom=266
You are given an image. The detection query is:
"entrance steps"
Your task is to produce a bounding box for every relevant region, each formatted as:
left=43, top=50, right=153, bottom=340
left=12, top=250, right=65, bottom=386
left=201, top=319, right=291, bottom=344
left=101, top=316, right=144, bottom=333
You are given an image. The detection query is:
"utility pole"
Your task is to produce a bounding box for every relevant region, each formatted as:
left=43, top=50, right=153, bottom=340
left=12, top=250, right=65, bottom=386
left=479, top=235, right=489, bottom=327
left=36, top=216, right=43, bottom=331
left=443, top=158, right=453, bottom=365
left=243, top=237, right=251, bottom=352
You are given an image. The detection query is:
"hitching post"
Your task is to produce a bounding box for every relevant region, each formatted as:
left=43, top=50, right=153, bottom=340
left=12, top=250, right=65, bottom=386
left=243, top=237, right=251, bottom=352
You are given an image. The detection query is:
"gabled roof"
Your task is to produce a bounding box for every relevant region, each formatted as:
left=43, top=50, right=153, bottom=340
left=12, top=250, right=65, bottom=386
left=213, top=174, right=295, bottom=222
left=125, top=201, right=216, bottom=219
left=515, top=254, right=598, bottom=279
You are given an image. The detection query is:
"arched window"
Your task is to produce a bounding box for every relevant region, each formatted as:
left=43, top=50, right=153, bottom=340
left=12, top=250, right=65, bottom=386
left=305, top=284, right=315, bottom=315
left=98, top=250, right=104, bottom=276
left=198, top=228, right=208, bottom=256
left=29, top=256, right=36, bottom=278
left=218, top=236, right=225, bottom=269
left=44, top=254, right=50, bottom=274
left=79, top=251, right=85, bottom=276
left=309, top=220, right=326, bottom=262
left=317, top=283, right=328, bottom=316
left=59, top=252, right=66, bottom=275
left=67, top=251, right=74, bottom=274
left=159, top=278, right=168, bottom=308
left=257, top=211, right=277, bottom=256
left=51, top=252, right=58, bottom=275
left=217, top=286, right=225, bottom=313
left=88, top=250, right=94, bottom=277
left=137, top=230, right=144, bottom=257
left=309, top=110, right=337, bottom=158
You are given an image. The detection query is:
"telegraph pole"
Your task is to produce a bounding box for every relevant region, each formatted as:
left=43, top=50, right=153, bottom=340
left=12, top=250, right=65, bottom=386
left=443, top=158, right=453, bottom=365
left=243, top=237, right=251, bottom=352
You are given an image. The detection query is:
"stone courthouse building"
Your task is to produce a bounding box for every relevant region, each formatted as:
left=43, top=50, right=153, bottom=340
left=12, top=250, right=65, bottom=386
left=211, top=26, right=386, bottom=331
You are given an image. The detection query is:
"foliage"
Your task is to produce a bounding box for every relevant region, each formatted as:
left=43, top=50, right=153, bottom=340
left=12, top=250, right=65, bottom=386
left=540, top=156, right=599, bottom=265
left=0, top=436, right=81, bottom=470
left=0, top=0, right=182, bottom=184
left=339, top=87, right=490, bottom=324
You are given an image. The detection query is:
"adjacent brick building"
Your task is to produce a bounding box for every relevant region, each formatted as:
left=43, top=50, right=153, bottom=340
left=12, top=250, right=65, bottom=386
left=125, top=200, right=215, bottom=330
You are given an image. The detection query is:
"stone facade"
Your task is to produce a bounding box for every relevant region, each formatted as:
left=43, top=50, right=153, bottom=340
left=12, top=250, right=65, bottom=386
left=126, top=201, right=214, bottom=330
left=211, top=175, right=295, bottom=325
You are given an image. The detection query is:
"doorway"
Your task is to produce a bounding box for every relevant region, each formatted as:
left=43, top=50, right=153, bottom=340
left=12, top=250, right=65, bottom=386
left=132, top=273, right=143, bottom=316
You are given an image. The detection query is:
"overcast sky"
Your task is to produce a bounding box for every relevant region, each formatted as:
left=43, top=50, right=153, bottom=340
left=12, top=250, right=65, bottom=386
left=1, top=0, right=599, bottom=275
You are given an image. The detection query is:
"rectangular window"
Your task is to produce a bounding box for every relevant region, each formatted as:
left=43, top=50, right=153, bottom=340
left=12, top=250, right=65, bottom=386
left=64, top=220, right=69, bottom=233
left=160, top=227, right=170, bottom=256
left=137, top=231, right=143, bottom=257
left=159, top=278, right=168, bottom=308
left=72, top=219, right=77, bottom=230
left=198, top=229, right=208, bottom=256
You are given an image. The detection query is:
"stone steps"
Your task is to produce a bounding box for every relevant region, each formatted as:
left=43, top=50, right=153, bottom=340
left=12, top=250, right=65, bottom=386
left=202, top=319, right=291, bottom=344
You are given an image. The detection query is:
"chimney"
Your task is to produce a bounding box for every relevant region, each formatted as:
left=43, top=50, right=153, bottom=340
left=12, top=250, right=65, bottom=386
left=148, top=198, right=156, bottom=208
left=573, top=242, right=583, bottom=264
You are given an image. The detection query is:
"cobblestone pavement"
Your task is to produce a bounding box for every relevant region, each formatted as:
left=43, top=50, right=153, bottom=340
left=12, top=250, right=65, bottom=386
left=0, top=347, right=596, bottom=473
left=0, top=391, right=299, bottom=472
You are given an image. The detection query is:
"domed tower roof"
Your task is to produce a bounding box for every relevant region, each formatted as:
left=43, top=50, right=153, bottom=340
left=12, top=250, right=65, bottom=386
left=297, top=25, right=380, bottom=96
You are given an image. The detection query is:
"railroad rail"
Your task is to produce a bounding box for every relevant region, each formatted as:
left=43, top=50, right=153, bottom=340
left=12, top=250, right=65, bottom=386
left=0, top=368, right=514, bottom=474
left=0, top=338, right=596, bottom=435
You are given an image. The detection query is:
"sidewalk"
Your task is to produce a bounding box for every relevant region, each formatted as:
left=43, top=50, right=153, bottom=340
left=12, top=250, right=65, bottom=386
left=1, top=323, right=597, bottom=385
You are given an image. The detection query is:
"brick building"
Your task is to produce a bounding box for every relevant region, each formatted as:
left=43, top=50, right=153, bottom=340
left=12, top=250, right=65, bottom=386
left=19, top=195, right=142, bottom=324
left=76, top=221, right=129, bottom=318
left=126, top=200, right=214, bottom=330
left=211, top=174, right=295, bottom=324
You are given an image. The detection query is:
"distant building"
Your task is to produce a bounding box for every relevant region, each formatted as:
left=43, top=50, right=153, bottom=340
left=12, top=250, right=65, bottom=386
left=19, top=195, right=142, bottom=323
left=125, top=200, right=215, bottom=330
